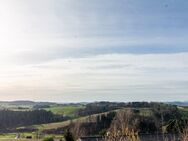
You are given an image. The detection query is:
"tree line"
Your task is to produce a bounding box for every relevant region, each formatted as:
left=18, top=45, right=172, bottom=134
left=0, top=109, right=63, bottom=132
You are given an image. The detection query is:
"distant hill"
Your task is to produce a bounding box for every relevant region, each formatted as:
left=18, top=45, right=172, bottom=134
left=0, top=100, right=183, bottom=106
left=0, top=100, right=56, bottom=107
left=167, top=101, right=188, bottom=106
left=0, top=100, right=35, bottom=105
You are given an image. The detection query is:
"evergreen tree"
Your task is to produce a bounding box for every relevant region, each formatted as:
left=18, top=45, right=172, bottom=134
left=64, top=129, right=74, bottom=141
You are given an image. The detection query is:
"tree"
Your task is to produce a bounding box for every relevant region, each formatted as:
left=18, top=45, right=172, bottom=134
left=104, top=109, right=140, bottom=141
left=64, top=129, right=74, bottom=141
left=70, top=121, right=86, bottom=139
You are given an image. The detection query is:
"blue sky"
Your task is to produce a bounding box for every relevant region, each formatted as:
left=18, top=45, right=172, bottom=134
left=0, top=0, right=187, bottom=102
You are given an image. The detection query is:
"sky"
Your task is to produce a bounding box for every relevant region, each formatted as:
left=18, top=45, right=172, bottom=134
left=0, top=0, right=188, bottom=102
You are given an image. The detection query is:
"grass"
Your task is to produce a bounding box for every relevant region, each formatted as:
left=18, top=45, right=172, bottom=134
left=181, top=106, right=188, bottom=111
left=0, top=103, right=85, bottom=118
left=44, top=105, right=85, bottom=117
left=139, top=108, right=153, bottom=117
left=0, top=133, right=17, bottom=139
left=178, top=106, right=188, bottom=117
left=34, top=117, right=85, bottom=130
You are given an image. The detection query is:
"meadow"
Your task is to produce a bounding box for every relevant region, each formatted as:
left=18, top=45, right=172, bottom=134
left=43, top=105, right=85, bottom=117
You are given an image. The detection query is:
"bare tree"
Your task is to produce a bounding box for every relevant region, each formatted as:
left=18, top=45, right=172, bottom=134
left=181, top=126, right=188, bottom=141
left=104, top=109, right=139, bottom=141
left=70, top=120, right=86, bottom=140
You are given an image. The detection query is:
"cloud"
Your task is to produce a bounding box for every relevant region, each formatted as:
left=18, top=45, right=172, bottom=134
left=0, top=36, right=186, bottom=65
left=0, top=0, right=188, bottom=65
left=0, top=53, right=187, bottom=102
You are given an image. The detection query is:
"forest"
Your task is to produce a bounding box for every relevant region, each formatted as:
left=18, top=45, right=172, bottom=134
left=0, top=109, right=64, bottom=132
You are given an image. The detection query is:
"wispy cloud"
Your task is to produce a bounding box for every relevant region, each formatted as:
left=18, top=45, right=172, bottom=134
left=0, top=53, right=187, bottom=102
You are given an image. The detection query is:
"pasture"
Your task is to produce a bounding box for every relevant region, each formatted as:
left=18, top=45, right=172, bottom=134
left=43, top=105, right=85, bottom=117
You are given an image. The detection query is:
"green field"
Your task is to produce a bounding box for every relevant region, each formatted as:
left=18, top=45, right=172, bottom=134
left=177, top=106, right=188, bottom=117
left=44, top=105, right=85, bottom=117
left=0, top=133, right=17, bottom=139
left=180, top=106, right=188, bottom=111
left=0, top=104, right=86, bottom=138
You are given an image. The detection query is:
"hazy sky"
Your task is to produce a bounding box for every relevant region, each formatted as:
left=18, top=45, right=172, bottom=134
left=0, top=0, right=188, bottom=102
